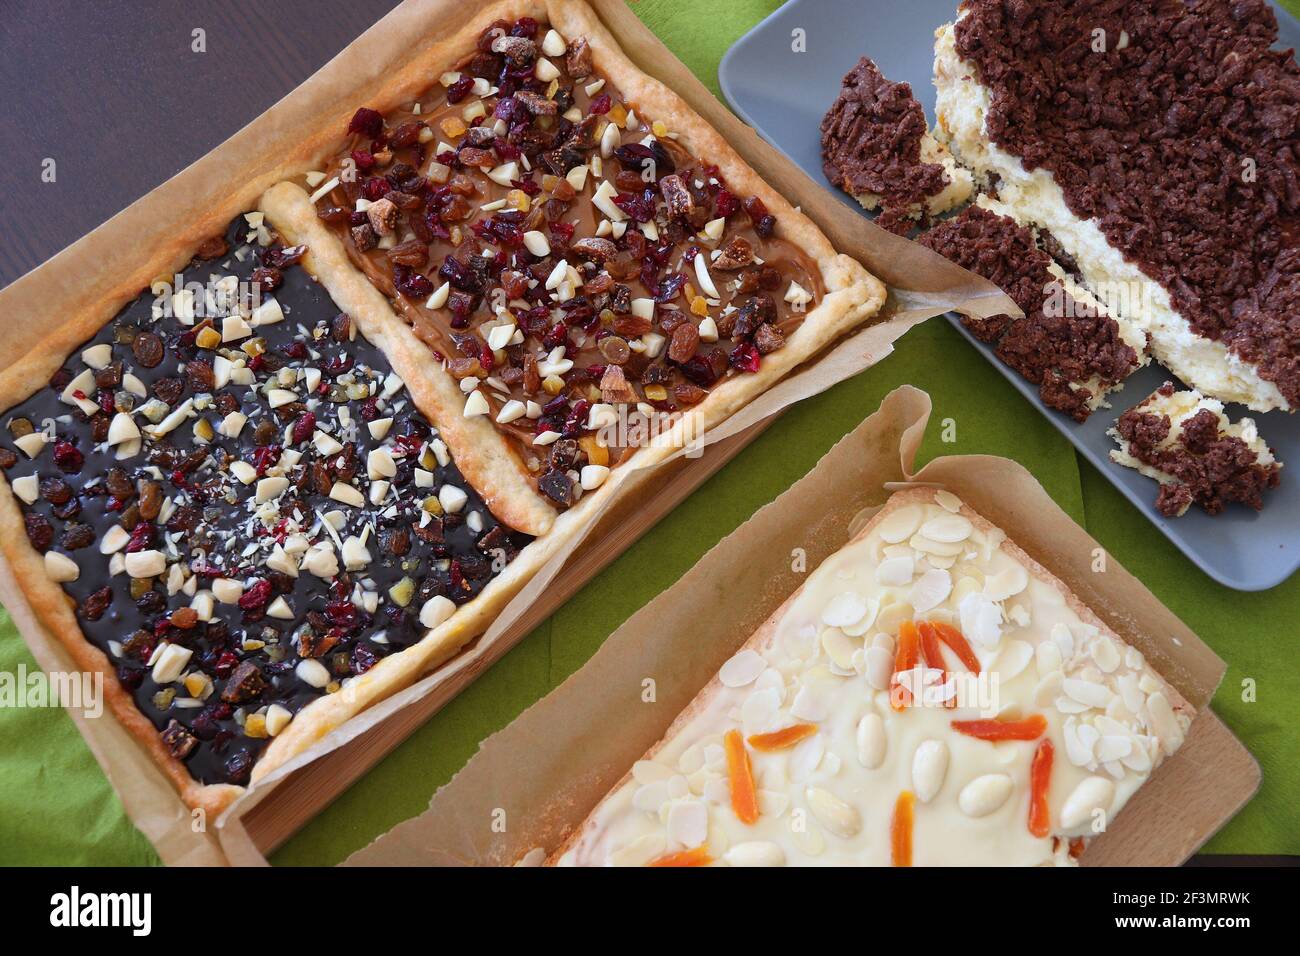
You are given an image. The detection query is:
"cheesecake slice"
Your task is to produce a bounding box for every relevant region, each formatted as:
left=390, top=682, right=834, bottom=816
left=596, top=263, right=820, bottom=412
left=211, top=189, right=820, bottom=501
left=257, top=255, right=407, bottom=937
left=551, top=487, right=1192, bottom=866
left=920, top=199, right=1147, bottom=422
left=933, top=1, right=1300, bottom=412
left=822, top=56, right=972, bottom=234
left=1110, top=383, right=1282, bottom=517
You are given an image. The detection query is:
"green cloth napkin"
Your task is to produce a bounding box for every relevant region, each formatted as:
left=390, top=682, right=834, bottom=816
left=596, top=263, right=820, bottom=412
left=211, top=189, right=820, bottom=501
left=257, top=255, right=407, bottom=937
left=2, top=0, right=1297, bottom=866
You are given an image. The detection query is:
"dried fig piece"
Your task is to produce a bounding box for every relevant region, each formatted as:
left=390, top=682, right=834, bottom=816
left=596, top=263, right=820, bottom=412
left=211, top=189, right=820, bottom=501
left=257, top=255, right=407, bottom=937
left=600, top=364, right=638, bottom=404
left=659, top=175, right=695, bottom=220
left=754, top=322, right=786, bottom=355
left=713, top=235, right=755, bottom=270
left=566, top=37, right=593, bottom=78
left=570, top=237, right=618, bottom=262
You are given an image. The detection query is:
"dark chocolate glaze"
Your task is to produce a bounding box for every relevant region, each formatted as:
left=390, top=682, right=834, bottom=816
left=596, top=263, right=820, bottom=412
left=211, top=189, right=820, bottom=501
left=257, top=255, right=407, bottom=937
left=0, top=216, right=530, bottom=786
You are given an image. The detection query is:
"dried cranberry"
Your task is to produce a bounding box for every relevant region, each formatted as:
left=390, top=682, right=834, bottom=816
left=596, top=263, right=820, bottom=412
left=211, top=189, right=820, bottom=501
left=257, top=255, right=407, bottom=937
left=362, top=177, right=389, bottom=202
left=729, top=342, right=762, bottom=373
left=52, top=441, right=84, bottom=473
left=348, top=107, right=384, bottom=138
left=395, top=268, right=435, bottom=298
left=251, top=444, right=281, bottom=476
left=589, top=93, right=611, bottom=115
left=714, top=189, right=740, bottom=218
left=447, top=75, right=474, bottom=104
left=238, top=578, right=273, bottom=610
left=563, top=400, right=592, bottom=437
left=542, top=321, right=569, bottom=350
left=125, top=521, right=155, bottom=553
left=291, top=411, right=316, bottom=444
left=213, top=650, right=239, bottom=678
left=325, top=600, right=359, bottom=629
left=351, top=148, right=376, bottom=172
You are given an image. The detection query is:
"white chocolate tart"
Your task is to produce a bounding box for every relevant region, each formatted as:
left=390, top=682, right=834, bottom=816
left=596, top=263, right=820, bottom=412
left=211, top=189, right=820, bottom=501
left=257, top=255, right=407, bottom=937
left=551, top=487, right=1193, bottom=866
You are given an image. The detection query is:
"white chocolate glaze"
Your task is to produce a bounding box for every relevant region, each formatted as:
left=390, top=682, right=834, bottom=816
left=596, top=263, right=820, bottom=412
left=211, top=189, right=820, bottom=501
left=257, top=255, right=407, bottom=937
left=554, top=489, right=1192, bottom=866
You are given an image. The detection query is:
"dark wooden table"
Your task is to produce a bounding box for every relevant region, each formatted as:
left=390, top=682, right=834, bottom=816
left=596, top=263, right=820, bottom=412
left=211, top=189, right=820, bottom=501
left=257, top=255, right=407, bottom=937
left=0, top=0, right=402, bottom=287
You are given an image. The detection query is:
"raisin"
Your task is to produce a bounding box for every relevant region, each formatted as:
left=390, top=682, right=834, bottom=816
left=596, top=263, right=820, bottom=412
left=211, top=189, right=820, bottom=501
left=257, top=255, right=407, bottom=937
left=94, top=362, right=123, bottom=389
left=186, top=359, right=216, bottom=393
left=224, top=750, right=254, bottom=786
left=24, top=514, right=53, bottom=551
left=137, top=480, right=162, bottom=520
left=250, top=266, right=283, bottom=292
left=61, top=523, right=95, bottom=550
left=317, top=318, right=348, bottom=350
left=0, top=449, right=16, bottom=470
left=81, top=587, right=113, bottom=621
left=105, top=467, right=133, bottom=500
left=39, top=477, right=73, bottom=505
left=667, top=322, right=701, bottom=364
left=132, top=331, right=165, bottom=368
left=153, top=377, right=184, bottom=405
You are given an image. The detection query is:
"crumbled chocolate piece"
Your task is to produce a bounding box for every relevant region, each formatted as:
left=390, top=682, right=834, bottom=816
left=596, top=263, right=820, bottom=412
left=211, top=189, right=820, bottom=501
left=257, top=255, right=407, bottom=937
left=1114, top=389, right=1282, bottom=517
left=820, top=57, right=948, bottom=235
left=920, top=205, right=1140, bottom=423
left=538, top=468, right=575, bottom=506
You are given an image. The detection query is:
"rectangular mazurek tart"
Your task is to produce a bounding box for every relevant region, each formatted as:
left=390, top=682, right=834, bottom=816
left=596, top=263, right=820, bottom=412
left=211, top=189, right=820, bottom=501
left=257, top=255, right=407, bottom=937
left=0, top=215, right=556, bottom=815
left=933, top=0, right=1299, bottom=413
left=551, top=488, right=1193, bottom=866
left=285, top=1, right=883, bottom=533
left=0, top=1, right=883, bottom=816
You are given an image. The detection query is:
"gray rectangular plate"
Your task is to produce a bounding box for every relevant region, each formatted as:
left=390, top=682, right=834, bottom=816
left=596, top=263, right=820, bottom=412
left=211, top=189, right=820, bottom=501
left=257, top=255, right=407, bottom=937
left=719, top=0, right=1300, bottom=591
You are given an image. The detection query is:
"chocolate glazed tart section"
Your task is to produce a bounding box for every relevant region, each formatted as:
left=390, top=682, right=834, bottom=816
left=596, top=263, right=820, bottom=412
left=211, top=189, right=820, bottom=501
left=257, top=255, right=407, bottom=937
left=0, top=215, right=530, bottom=787
left=311, top=13, right=824, bottom=509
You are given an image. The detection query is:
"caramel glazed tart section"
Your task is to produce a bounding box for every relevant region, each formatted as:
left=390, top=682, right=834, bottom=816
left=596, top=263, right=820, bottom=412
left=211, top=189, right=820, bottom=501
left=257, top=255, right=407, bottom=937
left=0, top=214, right=531, bottom=791
left=307, top=15, right=829, bottom=512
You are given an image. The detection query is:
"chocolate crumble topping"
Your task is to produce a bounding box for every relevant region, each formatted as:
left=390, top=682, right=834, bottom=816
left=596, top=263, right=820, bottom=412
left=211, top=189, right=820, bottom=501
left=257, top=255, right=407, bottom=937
left=820, top=57, right=951, bottom=235
left=920, top=205, right=1141, bottom=421
left=1114, top=383, right=1282, bottom=516
left=955, top=0, right=1300, bottom=405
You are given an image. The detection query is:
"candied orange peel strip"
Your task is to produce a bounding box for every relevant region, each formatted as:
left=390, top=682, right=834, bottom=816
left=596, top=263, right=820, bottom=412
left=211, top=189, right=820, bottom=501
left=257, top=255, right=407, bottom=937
left=1028, top=738, right=1054, bottom=838
left=747, top=723, right=818, bottom=752
left=647, top=845, right=713, bottom=867
left=724, top=728, right=760, bottom=824
left=951, top=713, right=1047, bottom=741
left=930, top=620, right=981, bottom=674
left=891, top=790, right=915, bottom=867
left=891, top=620, right=921, bottom=710
left=916, top=621, right=953, bottom=709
